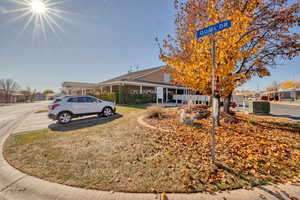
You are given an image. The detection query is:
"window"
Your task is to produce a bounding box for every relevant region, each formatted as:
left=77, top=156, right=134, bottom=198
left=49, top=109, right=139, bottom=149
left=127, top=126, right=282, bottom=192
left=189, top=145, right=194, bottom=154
left=85, top=97, right=97, bottom=103
left=164, top=73, right=171, bottom=83
left=68, top=97, right=78, bottom=103
left=77, top=97, right=87, bottom=103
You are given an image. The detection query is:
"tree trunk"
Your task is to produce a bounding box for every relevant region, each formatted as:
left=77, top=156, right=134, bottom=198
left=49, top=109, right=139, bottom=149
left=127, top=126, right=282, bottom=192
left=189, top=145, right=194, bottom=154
left=212, top=96, right=220, bottom=126
left=209, top=96, right=212, bottom=106
left=223, top=93, right=232, bottom=114
left=217, top=96, right=221, bottom=126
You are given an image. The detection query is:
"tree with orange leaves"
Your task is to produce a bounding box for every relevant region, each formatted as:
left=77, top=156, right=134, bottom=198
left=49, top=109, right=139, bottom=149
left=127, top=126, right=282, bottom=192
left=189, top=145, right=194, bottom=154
left=159, top=0, right=300, bottom=114
left=280, top=80, right=300, bottom=89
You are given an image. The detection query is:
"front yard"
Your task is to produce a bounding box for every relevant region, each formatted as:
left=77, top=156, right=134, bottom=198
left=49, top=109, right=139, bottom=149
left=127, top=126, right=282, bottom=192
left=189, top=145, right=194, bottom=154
left=3, top=105, right=300, bottom=193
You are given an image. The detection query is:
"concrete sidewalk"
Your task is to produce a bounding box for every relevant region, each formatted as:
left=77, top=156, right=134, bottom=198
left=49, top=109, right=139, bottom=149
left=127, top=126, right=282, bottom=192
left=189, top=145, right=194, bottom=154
left=0, top=104, right=299, bottom=199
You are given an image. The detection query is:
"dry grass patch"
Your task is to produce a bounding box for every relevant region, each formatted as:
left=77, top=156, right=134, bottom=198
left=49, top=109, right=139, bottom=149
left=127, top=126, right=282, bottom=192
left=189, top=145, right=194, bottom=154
left=4, top=105, right=178, bottom=192
left=145, top=104, right=167, bottom=119
left=34, top=109, right=48, bottom=114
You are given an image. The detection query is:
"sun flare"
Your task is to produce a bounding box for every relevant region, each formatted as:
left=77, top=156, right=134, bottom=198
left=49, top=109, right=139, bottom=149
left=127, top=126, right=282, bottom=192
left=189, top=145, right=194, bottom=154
left=31, top=0, right=47, bottom=14
left=5, top=0, right=71, bottom=40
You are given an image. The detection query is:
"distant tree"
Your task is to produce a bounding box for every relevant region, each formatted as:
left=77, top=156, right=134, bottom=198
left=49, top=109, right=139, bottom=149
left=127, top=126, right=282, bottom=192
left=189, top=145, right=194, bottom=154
left=20, top=87, right=38, bottom=102
left=280, top=80, right=300, bottom=89
left=27, top=87, right=38, bottom=102
left=159, top=0, right=300, bottom=115
left=43, top=89, right=54, bottom=94
left=0, top=79, right=20, bottom=103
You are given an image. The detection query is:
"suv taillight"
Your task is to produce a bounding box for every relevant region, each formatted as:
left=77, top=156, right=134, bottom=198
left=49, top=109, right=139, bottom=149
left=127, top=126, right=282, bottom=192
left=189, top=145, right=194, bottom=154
left=51, top=104, right=60, bottom=110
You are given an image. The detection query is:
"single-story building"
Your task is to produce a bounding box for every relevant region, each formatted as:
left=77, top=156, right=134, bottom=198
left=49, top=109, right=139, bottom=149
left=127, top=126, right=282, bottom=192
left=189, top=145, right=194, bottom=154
left=261, top=89, right=300, bottom=101
left=62, top=66, right=192, bottom=103
left=0, top=91, right=25, bottom=103
left=233, top=89, right=300, bottom=102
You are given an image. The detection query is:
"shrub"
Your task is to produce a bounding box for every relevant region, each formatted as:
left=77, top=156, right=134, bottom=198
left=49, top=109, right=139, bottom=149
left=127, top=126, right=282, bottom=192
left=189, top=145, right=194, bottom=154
left=292, top=123, right=300, bottom=129
left=88, top=87, right=156, bottom=105
left=125, top=94, right=156, bottom=104
left=146, top=105, right=165, bottom=119
left=95, top=93, right=117, bottom=103
left=248, top=119, right=257, bottom=125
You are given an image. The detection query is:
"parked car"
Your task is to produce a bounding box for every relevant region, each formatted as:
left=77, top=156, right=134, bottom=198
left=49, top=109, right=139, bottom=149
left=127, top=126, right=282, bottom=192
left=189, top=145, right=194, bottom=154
left=230, top=101, right=237, bottom=108
left=48, top=96, right=116, bottom=124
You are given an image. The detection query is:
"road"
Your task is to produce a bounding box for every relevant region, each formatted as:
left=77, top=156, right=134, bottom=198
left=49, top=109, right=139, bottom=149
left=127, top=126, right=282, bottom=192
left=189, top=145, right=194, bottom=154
left=270, top=103, right=300, bottom=120
left=0, top=102, right=50, bottom=138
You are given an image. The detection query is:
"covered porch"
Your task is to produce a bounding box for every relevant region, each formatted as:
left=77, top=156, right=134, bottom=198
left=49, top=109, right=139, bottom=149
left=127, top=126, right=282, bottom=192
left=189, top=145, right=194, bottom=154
left=97, top=80, right=191, bottom=103
left=62, top=81, right=193, bottom=104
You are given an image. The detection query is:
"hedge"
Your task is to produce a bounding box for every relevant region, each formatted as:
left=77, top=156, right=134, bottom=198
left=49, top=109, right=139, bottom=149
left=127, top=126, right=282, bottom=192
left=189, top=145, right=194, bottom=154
left=88, top=89, right=156, bottom=105
left=88, top=93, right=117, bottom=103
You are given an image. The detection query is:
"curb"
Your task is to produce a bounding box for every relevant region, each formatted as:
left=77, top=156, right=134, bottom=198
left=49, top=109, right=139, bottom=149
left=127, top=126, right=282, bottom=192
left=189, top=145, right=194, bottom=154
left=137, top=115, right=170, bottom=132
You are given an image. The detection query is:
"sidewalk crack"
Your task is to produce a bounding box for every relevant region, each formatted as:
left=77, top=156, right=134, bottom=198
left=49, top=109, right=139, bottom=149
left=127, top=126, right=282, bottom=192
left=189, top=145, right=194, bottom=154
left=0, top=175, right=27, bottom=192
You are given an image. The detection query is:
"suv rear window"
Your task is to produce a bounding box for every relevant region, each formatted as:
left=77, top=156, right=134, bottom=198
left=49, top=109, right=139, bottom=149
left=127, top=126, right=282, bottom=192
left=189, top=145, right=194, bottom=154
left=53, top=99, right=62, bottom=103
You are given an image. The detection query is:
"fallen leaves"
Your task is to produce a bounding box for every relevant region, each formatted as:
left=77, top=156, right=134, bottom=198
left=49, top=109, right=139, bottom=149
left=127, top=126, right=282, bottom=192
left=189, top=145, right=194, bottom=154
left=145, top=106, right=300, bottom=192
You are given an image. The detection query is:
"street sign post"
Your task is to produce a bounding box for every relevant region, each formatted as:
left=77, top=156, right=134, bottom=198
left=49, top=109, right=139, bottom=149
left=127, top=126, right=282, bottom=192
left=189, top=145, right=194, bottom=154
left=196, top=20, right=231, bottom=39
left=196, top=20, right=232, bottom=163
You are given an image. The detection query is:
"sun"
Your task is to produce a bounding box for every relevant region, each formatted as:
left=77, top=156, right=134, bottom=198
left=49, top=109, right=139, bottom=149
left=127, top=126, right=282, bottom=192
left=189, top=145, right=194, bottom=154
left=4, top=0, right=72, bottom=40
left=31, top=0, right=47, bottom=14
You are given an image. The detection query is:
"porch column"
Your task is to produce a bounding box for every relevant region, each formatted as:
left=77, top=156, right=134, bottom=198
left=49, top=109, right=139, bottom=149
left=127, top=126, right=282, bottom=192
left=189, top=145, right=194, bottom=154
left=182, top=89, right=184, bottom=104
left=166, top=88, right=168, bottom=102
left=140, top=85, right=143, bottom=94
left=110, top=85, right=113, bottom=93
left=175, top=88, right=178, bottom=105
left=81, top=89, right=84, bottom=95
left=292, top=91, right=296, bottom=101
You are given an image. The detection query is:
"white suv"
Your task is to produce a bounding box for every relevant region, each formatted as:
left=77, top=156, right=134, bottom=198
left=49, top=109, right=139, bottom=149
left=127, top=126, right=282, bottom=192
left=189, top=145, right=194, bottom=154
left=48, top=96, right=116, bottom=124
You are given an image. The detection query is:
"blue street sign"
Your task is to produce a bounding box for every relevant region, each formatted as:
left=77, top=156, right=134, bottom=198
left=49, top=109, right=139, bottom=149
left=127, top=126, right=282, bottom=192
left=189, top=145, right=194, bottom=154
left=196, top=20, right=231, bottom=38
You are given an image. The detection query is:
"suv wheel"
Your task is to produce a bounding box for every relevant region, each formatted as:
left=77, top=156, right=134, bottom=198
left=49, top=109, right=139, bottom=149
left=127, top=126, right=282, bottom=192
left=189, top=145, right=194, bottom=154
left=103, top=107, right=113, bottom=117
left=58, top=112, right=72, bottom=124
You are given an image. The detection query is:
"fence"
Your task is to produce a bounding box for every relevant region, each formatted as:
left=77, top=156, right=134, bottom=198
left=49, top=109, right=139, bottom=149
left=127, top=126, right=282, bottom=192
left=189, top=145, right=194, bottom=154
left=173, top=95, right=210, bottom=104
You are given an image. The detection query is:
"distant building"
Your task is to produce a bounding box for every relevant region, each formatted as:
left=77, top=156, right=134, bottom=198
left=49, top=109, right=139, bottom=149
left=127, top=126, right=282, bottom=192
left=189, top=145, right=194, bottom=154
left=0, top=89, right=25, bottom=103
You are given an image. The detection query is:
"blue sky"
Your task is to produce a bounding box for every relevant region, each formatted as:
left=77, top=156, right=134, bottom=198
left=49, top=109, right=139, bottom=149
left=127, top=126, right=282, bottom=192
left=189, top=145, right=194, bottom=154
left=0, top=0, right=299, bottom=92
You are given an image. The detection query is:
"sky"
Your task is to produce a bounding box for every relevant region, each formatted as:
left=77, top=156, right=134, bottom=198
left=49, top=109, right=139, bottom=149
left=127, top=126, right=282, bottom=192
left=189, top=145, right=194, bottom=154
left=0, top=0, right=299, bottom=92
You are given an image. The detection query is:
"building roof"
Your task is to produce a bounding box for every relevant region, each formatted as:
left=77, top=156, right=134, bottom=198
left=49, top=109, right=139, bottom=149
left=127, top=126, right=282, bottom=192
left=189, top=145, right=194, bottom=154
left=99, top=66, right=165, bottom=85
left=63, top=82, right=99, bottom=89
left=61, top=65, right=185, bottom=89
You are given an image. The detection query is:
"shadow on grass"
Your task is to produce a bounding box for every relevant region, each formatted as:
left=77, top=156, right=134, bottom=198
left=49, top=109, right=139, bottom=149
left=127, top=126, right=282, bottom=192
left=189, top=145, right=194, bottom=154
left=265, top=113, right=300, bottom=121
left=215, top=162, right=258, bottom=187
left=118, top=104, right=149, bottom=109
left=251, top=111, right=300, bottom=121
left=270, top=114, right=300, bottom=120
left=256, top=120, right=300, bottom=134
left=48, top=113, right=123, bottom=132
left=235, top=115, right=300, bottom=134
